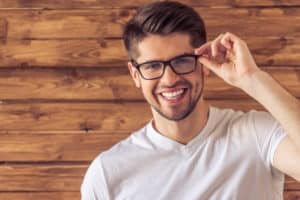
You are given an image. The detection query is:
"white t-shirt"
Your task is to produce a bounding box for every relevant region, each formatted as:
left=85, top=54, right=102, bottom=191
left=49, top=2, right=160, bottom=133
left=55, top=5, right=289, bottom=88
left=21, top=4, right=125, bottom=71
left=81, top=106, right=287, bottom=200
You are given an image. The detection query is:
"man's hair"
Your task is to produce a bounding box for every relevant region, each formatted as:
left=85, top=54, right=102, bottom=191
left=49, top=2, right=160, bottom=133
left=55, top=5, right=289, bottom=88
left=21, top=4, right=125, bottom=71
left=123, top=1, right=207, bottom=59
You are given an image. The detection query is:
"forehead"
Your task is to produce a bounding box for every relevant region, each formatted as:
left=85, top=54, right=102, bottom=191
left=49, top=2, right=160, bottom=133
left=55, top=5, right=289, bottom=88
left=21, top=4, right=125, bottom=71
left=136, top=33, right=193, bottom=62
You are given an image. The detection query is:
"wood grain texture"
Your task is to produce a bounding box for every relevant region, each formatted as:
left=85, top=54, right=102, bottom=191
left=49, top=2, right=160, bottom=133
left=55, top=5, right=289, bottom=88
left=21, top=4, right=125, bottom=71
left=0, top=67, right=299, bottom=100
left=1, top=100, right=297, bottom=131
left=234, top=0, right=300, bottom=7
left=0, top=164, right=85, bottom=191
left=0, top=102, right=152, bottom=131
left=0, top=164, right=298, bottom=191
left=0, top=192, right=79, bottom=200
left=0, top=37, right=300, bottom=67
left=1, top=8, right=300, bottom=39
left=0, top=0, right=299, bottom=198
left=0, top=0, right=299, bottom=9
left=0, top=18, right=8, bottom=39
left=0, top=191, right=299, bottom=200
left=0, top=39, right=126, bottom=67
left=1, top=8, right=300, bottom=67
left=0, top=133, right=129, bottom=161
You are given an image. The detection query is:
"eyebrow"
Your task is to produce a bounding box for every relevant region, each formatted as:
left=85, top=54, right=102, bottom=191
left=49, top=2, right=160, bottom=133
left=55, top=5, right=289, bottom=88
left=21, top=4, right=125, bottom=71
left=137, top=52, right=195, bottom=65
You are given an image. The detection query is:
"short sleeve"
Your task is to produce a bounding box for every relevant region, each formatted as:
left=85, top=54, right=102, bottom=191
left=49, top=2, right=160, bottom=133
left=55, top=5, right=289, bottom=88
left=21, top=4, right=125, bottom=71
left=249, top=110, right=287, bottom=172
left=81, top=156, right=109, bottom=200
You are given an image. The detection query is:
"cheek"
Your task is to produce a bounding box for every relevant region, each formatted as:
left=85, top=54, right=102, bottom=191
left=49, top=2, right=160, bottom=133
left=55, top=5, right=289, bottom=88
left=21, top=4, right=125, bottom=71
left=195, top=82, right=201, bottom=94
left=140, top=81, right=157, bottom=98
left=189, top=73, right=204, bottom=95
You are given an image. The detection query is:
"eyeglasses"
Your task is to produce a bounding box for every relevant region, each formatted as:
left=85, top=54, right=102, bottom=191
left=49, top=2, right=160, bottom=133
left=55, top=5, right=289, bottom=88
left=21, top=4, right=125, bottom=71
left=131, top=54, right=200, bottom=80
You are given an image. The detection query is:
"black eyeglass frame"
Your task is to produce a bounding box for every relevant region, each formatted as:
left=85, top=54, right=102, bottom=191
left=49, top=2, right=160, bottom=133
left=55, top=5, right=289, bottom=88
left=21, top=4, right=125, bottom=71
left=131, top=54, right=200, bottom=80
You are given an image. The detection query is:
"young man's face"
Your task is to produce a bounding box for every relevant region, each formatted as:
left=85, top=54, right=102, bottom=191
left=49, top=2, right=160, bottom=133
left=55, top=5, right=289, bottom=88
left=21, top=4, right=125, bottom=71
left=128, top=33, right=208, bottom=121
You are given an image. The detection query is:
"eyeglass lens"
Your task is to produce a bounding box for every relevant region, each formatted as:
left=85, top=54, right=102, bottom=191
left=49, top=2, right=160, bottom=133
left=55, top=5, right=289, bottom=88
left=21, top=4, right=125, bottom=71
left=138, top=55, right=197, bottom=79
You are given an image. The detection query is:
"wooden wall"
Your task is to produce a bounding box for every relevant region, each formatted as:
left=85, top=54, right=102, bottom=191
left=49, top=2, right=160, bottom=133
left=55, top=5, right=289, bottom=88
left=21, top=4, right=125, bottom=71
left=0, top=0, right=299, bottom=199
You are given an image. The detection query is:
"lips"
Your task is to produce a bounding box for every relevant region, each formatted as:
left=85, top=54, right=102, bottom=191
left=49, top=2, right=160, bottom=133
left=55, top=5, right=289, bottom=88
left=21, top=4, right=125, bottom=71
left=158, top=87, right=188, bottom=104
left=161, top=88, right=184, bottom=99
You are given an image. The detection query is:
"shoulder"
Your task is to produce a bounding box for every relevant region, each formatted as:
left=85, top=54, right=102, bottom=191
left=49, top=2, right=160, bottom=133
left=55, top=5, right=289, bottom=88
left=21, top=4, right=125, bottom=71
left=94, top=123, right=153, bottom=166
left=81, top=124, right=150, bottom=198
left=212, top=106, right=274, bottom=128
left=210, top=106, right=245, bottom=128
left=210, top=106, right=278, bottom=140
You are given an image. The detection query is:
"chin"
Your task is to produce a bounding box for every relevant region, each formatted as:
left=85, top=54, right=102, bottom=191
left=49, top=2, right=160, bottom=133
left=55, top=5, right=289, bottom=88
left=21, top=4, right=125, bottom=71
left=154, top=107, right=194, bottom=121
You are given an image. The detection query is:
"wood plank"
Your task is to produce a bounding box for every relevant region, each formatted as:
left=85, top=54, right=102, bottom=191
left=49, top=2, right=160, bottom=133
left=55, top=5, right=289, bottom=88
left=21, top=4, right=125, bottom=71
left=0, top=18, right=8, bottom=39
left=0, top=133, right=129, bottom=161
left=1, top=8, right=300, bottom=39
left=0, top=100, right=298, bottom=131
left=0, top=164, right=298, bottom=192
left=204, top=8, right=300, bottom=39
left=0, top=191, right=299, bottom=200
left=0, top=164, right=85, bottom=191
left=2, top=110, right=300, bottom=161
left=0, top=9, right=133, bottom=39
left=0, top=67, right=136, bottom=100
left=0, top=36, right=300, bottom=67
left=0, top=2, right=299, bottom=199
left=204, top=67, right=300, bottom=99
left=0, top=0, right=225, bottom=9
left=0, top=39, right=127, bottom=67
left=234, top=0, right=300, bottom=7
left=0, top=192, right=79, bottom=200
left=0, top=67, right=299, bottom=100
left=0, top=102, right=152, bottom=131
left=0, top=0, right=299, bottom=9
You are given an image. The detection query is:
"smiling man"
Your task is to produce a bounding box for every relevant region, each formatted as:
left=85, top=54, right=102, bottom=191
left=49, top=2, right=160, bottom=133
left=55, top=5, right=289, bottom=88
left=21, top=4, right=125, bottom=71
left=81, top=1, right=300, bottom=200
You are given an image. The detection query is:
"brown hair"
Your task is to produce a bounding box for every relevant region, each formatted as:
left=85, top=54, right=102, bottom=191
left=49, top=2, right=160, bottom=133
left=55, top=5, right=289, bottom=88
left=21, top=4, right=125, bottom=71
left=123, top=1, right=206, bottom=59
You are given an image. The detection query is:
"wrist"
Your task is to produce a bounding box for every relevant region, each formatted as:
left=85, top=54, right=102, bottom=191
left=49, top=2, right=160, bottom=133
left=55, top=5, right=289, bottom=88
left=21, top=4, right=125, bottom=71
left=238, top=69, right=267, bottom=96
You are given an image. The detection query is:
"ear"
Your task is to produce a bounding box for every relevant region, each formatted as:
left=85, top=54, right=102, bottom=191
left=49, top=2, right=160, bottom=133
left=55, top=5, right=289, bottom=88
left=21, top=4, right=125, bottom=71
left=128, top=61, right=141, bottom=88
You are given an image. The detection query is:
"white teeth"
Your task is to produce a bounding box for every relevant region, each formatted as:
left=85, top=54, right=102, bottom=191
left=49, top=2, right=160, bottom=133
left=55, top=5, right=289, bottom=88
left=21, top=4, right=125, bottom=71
left=161, top=89, right=184, bottom=99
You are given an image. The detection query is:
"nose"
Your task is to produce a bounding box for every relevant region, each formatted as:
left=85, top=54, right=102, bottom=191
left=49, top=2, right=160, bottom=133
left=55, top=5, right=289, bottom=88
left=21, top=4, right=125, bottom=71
left=160, top=65, right=180, bottom=86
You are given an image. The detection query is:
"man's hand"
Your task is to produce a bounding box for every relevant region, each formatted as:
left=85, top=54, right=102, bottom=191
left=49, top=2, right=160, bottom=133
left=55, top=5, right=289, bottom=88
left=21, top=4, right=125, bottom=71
left=194, top=32, right=259, bottom=89
left=196, top=32, right=300, bottom=181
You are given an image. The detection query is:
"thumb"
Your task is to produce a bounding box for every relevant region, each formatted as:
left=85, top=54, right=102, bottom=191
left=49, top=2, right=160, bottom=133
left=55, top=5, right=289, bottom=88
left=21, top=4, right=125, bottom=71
left=198, top=56, right=220, bottom=75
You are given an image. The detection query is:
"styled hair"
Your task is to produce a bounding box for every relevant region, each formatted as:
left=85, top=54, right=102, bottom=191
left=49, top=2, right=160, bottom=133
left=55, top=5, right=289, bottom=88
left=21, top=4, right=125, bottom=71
left=123, top=1, right=206, bottom=59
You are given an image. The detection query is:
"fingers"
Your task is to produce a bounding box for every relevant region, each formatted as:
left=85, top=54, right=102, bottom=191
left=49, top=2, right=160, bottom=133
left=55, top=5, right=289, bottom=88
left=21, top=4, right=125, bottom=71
left=195, top=33, right=226, bottom=58
left=194, top=42, right=211, bottom=56
left=198, top=56, right=220, bottom=76
left=195, top=32, right=241, bottom=57
left=194, top=32, right=258, bottom=86
left=211, top=33, right=227, bottom=57
left=221, top=34, right=232, bottom=49
left=223, top=32, right=240, bottom=43
left=194, top=32, right=242, bottom=75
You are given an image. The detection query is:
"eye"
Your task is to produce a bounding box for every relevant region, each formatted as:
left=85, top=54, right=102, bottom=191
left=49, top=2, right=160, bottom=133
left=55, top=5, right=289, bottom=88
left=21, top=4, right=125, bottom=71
left=172, top=56, right=194, bottom=66
left=142, top=62, right=162, bottom=71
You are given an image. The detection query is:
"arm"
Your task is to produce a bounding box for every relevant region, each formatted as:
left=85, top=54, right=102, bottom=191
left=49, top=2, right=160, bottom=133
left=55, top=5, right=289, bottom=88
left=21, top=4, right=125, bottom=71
left=195, top=32, right=300, bottom=181
left=242, top=68, right=300, bottom=182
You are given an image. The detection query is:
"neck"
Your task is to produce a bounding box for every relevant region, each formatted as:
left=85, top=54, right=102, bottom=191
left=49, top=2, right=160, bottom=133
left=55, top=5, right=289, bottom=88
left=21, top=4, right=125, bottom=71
left=152, top=99, right=209, bottom=145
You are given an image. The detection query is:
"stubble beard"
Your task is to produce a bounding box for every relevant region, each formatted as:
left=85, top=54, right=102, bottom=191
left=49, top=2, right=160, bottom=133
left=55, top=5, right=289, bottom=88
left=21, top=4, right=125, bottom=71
left=144, top=67, right=204, bottom=121
left=151, top=82, right=203, bottom=121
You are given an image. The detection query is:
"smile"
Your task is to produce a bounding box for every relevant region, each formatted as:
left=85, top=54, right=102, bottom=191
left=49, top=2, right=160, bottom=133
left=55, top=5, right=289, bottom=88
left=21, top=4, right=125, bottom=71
left=161, top=88, right=184, bottom=99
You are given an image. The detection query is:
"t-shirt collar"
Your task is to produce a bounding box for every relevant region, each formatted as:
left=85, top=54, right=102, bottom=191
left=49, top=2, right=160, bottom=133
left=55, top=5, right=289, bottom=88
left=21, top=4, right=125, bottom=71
left=146, top=106, right=216, bottom=151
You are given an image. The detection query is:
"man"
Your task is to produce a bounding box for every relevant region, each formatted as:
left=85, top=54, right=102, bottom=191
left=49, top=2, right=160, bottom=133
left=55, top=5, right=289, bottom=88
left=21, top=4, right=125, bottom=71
left=81, top=1, right=300, bottom=199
